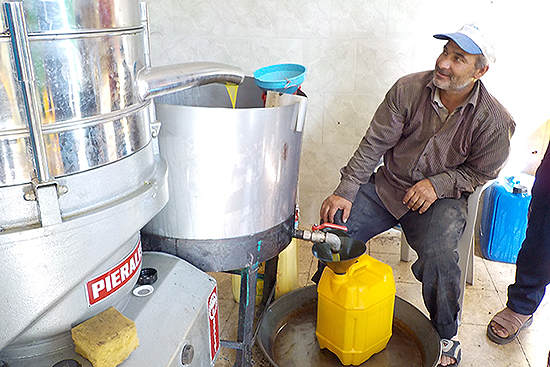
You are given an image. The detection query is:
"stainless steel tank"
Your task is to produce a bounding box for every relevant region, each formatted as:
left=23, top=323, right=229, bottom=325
left=0, top=0, right=244, bottom=360
left=142, top=78, right=307, bottom=271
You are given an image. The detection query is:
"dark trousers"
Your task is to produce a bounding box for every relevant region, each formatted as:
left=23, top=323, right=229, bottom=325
left=507, top=142, right=550, bottom=315
left=326, top=180, right=467, bottom=339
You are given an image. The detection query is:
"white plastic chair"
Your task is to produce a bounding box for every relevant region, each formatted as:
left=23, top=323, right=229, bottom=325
left=400, top=182, right=492, bottom=320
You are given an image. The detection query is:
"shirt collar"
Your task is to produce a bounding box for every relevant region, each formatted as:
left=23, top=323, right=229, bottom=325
left=433, top=88, right=445, bottom=109
left=427, top=74, right=481, bottom=113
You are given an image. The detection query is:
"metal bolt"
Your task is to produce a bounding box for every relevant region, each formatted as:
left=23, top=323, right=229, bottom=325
left=57, top=185, right=69, bottom=196
left=24, top=190, right=36, bottom=201
left=51, top=359, right=82, bottom=367
left=181, top=343, right=195, bottom=365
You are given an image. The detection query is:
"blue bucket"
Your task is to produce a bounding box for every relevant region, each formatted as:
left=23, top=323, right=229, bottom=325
left=253, top=63, right=307, bottom=94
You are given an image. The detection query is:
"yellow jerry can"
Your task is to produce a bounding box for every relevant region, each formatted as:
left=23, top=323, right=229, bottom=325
left=316, top=254, right=396, bottom=365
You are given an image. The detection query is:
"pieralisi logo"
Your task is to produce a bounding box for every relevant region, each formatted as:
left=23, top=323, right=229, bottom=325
left=208, top=286, right=220, bottom=361
left=85, top=240, right=142, bottom=306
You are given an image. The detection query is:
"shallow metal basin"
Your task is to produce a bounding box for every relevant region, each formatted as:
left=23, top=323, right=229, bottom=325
left=257, top=285, right=441, bottom=367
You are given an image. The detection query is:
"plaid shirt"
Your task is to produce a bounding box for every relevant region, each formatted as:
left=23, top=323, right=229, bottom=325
left=334, top=70, right=515, bottom=219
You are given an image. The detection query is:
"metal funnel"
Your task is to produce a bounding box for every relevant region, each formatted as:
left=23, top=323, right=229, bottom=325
left=312, top=231, right=366, bottom=274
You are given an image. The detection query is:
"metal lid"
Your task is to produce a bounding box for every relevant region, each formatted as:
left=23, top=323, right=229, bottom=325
left=2, top=0, right=142, bottom=35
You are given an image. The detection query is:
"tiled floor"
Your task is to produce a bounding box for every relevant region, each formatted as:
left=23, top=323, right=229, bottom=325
left=210, top=229, right=550, bottom=367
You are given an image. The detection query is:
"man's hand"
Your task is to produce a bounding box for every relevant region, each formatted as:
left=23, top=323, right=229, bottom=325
left=403, top=179, right=438, bottom=214
left=320, top=195, right=352, bottom=224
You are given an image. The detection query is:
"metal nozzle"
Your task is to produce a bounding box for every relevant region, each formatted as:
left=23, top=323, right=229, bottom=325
left=324, top=232, right=342, bottom=253
left=136, top=62, right=245, bottom=102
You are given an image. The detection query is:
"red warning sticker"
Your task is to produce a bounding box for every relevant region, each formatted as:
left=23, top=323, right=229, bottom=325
left=85, top=240, right=142, bottom=306
left=208, top=286, right=220, bottom=361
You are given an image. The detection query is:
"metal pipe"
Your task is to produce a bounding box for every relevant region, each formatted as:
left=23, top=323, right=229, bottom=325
left=136, top=62, right=245, bottom=102
left=325, top=233, right=342, bottom=253
left=140, top=2, right=152, bottom=69
left=139, top=1, right=159, bottom=149
left=4, top=1, right=52, bottom=184
left=293, top=229, right=342, bottom=253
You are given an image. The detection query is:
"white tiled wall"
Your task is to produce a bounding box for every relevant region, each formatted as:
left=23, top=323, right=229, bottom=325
left=145, top=0, right=550, bottom=227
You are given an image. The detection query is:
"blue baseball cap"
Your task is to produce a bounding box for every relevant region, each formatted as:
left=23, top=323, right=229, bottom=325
left=434, top=24, right=496, bottom=63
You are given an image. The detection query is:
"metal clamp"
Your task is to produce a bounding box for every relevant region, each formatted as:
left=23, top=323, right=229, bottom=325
left=150, top=121, right=162, bottom=138
left=23, top=179, right=66, bottom=226
left=23, top=179, right=68, bottom=201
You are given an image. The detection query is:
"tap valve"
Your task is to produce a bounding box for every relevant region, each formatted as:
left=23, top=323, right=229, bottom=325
left=293, top=223, right=347, bottom=253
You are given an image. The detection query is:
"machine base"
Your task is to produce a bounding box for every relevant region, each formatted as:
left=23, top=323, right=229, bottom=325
left=1, top=252, right=219, bottom=367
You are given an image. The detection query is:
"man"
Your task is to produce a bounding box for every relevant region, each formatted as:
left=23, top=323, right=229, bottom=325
left=320, top=24, right=515, bottom=367
left=487, top=140, right=550, bottom=353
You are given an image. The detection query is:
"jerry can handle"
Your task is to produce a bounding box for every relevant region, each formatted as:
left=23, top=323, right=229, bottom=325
left=345, top=255, right=371, bottom=278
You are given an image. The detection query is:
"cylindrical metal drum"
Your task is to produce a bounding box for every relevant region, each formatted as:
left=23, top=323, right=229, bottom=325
left=0, top=0, right=150, bottom=189
left=142, top=77, right=306, bottom=271
left=0, top=0, right=243, bottom=193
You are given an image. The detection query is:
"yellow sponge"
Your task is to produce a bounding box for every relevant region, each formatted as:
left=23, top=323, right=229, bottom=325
left=71, top=307, right=139, bottom=367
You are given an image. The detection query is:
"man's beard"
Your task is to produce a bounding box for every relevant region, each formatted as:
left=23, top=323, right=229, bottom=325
left=433, top=66, right=475, bottom=92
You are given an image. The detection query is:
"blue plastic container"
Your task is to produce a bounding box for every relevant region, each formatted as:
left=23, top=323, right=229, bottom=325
left=253, top=64, right=306, bottom=94
left=480, top=174, right=535, bottom=263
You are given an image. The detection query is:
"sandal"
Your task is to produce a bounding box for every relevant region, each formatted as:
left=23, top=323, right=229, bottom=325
left=439, top=339, right=461, bottom=367
left=487, top=307, right=533, bottom=345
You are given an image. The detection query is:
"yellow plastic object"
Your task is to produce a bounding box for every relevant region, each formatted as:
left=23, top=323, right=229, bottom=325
left=231, top=263, right=264, bottom=305
left=232, top=239, right=299, bottom=303
left=274, top=238, right=299, bottom=297
left=316, top=254, right=396, bottom=365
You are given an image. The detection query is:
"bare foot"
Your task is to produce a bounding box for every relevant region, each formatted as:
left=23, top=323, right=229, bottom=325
left=439, top=354, right=455, bottom=366
left=489, top=319, right=509, bottom=338
left=489, top=307, right=531, bottom=338
left=439, top=339, right=460, bottom=366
